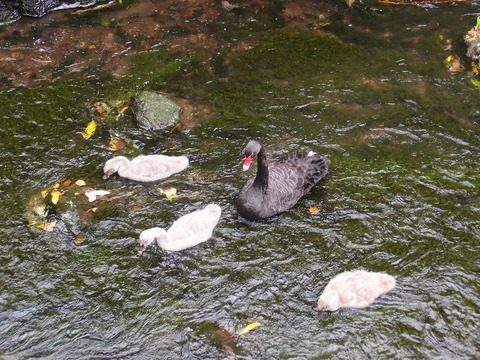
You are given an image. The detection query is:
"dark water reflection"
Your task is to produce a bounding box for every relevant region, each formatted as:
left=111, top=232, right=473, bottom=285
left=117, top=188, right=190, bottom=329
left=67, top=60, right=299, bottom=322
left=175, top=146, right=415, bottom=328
left=1, top=2, right=479, bottom=359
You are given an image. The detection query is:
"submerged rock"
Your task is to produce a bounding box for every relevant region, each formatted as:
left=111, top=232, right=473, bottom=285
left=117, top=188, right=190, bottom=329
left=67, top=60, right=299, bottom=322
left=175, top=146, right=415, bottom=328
left=465, top=17, right=480, bottom=71
left=135, top=92, right=181, bottom=130
left=0, top=0, right=102, bottom=18
left=0, top=3, right=20, bottom=24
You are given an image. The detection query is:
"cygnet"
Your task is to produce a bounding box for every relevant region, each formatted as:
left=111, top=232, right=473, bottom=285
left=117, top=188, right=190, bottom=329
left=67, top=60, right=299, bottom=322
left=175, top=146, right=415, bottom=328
left=138, top=204, right=222, bottom=253
left=318, top=270, right=396, bottom=312
left=103, top=154, right=189, bottom=182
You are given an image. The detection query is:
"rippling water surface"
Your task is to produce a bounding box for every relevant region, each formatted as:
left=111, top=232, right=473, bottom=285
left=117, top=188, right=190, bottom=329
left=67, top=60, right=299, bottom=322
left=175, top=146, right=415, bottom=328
left=0, top=2, right=479, bottom=359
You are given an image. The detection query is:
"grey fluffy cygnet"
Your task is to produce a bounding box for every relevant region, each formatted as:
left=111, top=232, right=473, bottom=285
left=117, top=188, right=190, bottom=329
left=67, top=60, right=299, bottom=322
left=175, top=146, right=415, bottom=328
left=138, top=204, right=222, bottom=253
left=318, top=270, right=396, bottom=312
left=103, top=154, right=189, bottom=182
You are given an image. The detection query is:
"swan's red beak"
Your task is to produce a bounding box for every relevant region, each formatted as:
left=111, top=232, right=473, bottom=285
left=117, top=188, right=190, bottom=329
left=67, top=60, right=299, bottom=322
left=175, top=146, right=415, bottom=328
left=243, top=154, right=253, bottom=171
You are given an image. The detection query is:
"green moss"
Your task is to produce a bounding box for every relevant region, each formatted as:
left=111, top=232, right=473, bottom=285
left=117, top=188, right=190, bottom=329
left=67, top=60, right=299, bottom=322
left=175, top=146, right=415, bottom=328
left=232, top=29, right=360, bottom=80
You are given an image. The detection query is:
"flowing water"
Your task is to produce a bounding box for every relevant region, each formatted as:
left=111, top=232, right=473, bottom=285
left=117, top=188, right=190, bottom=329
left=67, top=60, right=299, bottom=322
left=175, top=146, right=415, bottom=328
left=0, top=1, right=479, bottom=359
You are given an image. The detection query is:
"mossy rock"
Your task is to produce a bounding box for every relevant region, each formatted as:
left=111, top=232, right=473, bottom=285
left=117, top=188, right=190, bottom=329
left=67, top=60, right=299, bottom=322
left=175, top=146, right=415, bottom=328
left=135, top=91, right=181, bottom=130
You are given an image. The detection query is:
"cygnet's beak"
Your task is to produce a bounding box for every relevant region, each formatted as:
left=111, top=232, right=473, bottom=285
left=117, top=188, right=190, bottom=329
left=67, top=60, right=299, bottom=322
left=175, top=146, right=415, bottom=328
left=138, top=245, right=146, bottom=254
left=103, top=171, right=112, bottom=180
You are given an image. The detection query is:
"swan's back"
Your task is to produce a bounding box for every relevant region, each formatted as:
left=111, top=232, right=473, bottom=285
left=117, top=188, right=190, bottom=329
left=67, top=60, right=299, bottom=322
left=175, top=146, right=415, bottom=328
left=271, top=152, right=330, bottom=196
left=237, top=152, right=330, bottom=220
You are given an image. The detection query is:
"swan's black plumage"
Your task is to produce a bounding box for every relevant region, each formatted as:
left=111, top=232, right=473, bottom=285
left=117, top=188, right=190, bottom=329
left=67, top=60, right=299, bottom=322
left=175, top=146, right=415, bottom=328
left=236, top=140, right=330, bottom=220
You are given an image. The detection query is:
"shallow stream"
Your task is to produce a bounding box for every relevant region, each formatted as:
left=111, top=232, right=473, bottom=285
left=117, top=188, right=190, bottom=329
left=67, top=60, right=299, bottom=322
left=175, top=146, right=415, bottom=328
left=0, top=1, right=479, bottom=359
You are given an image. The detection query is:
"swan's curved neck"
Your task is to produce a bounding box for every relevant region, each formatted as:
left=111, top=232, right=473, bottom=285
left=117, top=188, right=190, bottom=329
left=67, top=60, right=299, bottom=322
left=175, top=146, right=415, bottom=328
left=253, top=147, right=269, bottom=190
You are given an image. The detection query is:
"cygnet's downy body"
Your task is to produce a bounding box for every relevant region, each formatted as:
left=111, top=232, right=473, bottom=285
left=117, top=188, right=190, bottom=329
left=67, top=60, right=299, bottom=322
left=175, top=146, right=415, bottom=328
left=138, top=204, right=222, bottom=253
left=103, top=154, right=189, bottom=182
left=318, top=270, right=396, bottom=312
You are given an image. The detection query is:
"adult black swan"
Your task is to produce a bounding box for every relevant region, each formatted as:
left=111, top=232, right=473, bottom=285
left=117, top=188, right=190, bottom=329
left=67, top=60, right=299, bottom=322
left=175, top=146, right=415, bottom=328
left=236, top=140, right=330, bottom=220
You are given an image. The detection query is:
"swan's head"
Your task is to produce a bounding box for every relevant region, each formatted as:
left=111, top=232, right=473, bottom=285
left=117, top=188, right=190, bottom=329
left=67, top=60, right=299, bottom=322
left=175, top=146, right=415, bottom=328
left=242, top=140, right=263, bottom=171
left=318, top=289, right=339, bottom=312
left=138, top=227, right=167, bottom=254
left=103, top=156, right=129, bottom=179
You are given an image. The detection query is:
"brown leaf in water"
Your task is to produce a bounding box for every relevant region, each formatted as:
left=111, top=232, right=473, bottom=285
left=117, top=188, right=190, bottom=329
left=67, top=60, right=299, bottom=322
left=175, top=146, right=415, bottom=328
left=62, top=179, right=72, bottom=186
left=109, top=139, right=126, bottom=151
left=37, top=220, right=58, bottom=232
left=308, top=207, right=320, bottom=214
left=94, top=101, right=110, bottom=114
left=75, top=235, right=86, bottom=244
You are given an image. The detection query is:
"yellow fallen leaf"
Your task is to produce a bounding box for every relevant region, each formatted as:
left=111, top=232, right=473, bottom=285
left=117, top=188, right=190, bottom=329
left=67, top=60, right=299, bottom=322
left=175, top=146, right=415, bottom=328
left=119, top=106, right=128, bottom=115
left=109, top=139, right=126, bottom=151
left=75, top=179, right=87, bottom=186
left=37, top=220, right=58, bottom=232
left=51, top=190, right=62, bottom=205
left=160, top=187, right=177, bottom=200
left=309, top=207, right=320, bottom=214
left=471, top=78, right=480, bottom=89
left=52, top=182, right=60, bottom=190
left=237, top=322, right=261, bottom=336
left=75, top=235, right=86, bottom=244
left=82, top=120, right=97, bottom=139
left=41, top=189, right=48, bottom=197
left=445, top=55, right=454, bottom=63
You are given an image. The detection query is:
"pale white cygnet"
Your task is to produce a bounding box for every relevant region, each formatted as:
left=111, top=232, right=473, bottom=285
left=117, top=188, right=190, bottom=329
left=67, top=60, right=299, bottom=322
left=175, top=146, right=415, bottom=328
left=138, top=204, right=222, bottom=253
left=103, top=154, right=189, bottom=182
left=318, top=270, right=396, bottom=312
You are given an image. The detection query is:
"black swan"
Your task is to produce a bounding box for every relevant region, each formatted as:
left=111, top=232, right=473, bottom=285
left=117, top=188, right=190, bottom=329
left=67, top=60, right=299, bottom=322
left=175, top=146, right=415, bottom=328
left=317, top=270, right=396, bottom=311
left=138, top=204, right=222, bottom=253
left=103, top=154, right=189, bottom=182
left=236, top=140, right=330, bottom=220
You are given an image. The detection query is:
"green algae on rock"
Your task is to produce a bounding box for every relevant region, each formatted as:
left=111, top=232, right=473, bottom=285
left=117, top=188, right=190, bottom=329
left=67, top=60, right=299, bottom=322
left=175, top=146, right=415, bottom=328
left=135, top=91, right=181, bottom=130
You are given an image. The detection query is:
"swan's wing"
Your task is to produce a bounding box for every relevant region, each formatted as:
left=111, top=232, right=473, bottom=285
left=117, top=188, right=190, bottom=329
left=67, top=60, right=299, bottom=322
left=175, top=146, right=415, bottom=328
left=266, top=161, right=312, bottom=211
left=280, top=153, right=330, bottom=192
left=268, top=153, right=329, bottom=208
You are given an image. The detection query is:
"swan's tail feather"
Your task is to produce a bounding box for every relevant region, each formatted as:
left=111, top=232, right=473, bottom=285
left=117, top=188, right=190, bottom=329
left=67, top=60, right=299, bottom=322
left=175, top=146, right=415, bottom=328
left=303, top=156, right=330, bottom=192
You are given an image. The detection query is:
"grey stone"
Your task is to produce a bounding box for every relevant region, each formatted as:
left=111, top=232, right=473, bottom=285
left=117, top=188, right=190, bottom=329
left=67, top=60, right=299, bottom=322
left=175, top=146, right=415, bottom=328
left=135, top=92, right=181, bottom=130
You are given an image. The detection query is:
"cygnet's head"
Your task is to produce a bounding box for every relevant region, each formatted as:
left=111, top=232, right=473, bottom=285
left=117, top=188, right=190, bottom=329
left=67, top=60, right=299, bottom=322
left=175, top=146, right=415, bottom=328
left=138, top=227, right=166, bottom=254
left=103, top=156, right=128, bottom=179
left=317, top=290, right=339, bottom=312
